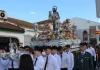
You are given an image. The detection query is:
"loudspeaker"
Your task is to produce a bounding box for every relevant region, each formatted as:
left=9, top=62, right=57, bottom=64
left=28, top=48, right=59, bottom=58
left=0, top=10, right=7, bottom=20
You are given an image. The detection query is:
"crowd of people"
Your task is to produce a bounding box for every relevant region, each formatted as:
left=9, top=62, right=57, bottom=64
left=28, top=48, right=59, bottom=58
left=0, top=42, right=100, bottom=70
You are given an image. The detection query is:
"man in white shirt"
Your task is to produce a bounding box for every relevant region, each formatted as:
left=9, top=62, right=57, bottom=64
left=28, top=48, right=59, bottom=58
left=41, top=46, right=46, bottom=63
left=41, top=46, right=46, bottom=57
left=27, top=48, right=34, bottom=61
left=44, top=46, right=58, bottom=70
left=34, top=46, right=45, bottom=70
left=8, top=48, right=20, bottom=70
left=8, top=58, right=19, bottom=70
left=58, top=46, right=71, bottom=70
left=65, top=45, right=74, bottom=70
left=86, top=44, right=96, bottom=61
left=0, top=48, right=10, bottom=70
left=90, top=46, right=96, bottom=61
left=51, top=46, right=61, bottom=70
left=86, top=43, right=96, bottom=70
left=8, top=46, right=20, bottom=70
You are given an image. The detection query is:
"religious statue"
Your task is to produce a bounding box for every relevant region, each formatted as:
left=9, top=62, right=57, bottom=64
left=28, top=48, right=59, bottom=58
left=51, top=6, right=60, bottom=32
left=65, top=19, right=72, bottom=32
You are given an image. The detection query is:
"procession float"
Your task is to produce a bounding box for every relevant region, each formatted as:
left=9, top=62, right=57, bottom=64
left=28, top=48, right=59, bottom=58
left=0, top=6, right=81, bottom=60
left=30, top=6, right=81, bottom=51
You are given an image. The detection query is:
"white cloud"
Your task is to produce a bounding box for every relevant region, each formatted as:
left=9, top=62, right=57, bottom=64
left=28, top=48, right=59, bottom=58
left=30, top=12, right=36, bottom=15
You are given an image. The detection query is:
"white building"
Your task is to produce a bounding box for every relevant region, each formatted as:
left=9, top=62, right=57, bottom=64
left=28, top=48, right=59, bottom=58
left=0, top=10, right=35, bottom=47
left=70, top=17, right=100, bottom=45
left=7, top=17, right=36, bottom=46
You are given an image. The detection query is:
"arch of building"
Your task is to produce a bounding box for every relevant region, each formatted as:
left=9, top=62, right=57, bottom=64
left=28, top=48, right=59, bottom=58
left=0, top=35, right=20, bottom=52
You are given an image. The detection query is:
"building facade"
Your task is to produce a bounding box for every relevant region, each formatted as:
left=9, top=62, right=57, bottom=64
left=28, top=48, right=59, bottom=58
left=70, top=17, right=100, bottom=45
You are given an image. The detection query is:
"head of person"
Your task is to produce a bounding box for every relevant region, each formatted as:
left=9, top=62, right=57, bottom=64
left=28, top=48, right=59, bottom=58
left=88, top=42, right=93, bottom=47
left=41, top=46, right=46, bottom=56
left=65, top=45, right=70, bottom=52
left=45, top=46, right=52, bottom=55
left=34, top=46, right=42, bottom=57
left=57, top=46, right=63, bottom=54
left=19, top=54, right=34, bottom=70
left=79, top=42, right=87, bottom=52
left=51, top=46, right=57, bottom=55
left=24, top=45, right=30, bottom=51
left=27, top=48, right=34, bottom=55
left=52, top=7, right=56, bottom=12
left=41, top=46, right=46, bottom=52
left=19, top=47, right=24, bottom=52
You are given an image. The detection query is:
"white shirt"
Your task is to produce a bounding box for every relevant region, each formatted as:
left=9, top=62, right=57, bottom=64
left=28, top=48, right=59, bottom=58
left=45, top=54, right=58, bottom=70
left=61, top=52, right=71, bottom=70
left=34, top=55, right=45, bottom=70
left=30, top=54, right=34, bottom=61
left=90, top=47, right=96, bottom=61
left=54, top=53, right=61, bottom=70
left=66, top=51, right=74, bottom=70
left=86, top=47, right=96, bottom=61
left=81, top=51, right=86, bottom=54
left=8, top=58, right=19, bottom=68
left=86, top=48, right=91, bottom=54
left=0, top=57, right=10, bottom=70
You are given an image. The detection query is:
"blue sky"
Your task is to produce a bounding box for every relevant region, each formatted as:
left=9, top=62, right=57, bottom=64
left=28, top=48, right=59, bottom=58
left=0, top=0, right=99, bottom=23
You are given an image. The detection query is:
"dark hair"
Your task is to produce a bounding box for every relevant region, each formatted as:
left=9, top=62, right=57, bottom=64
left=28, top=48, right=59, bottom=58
left=27, top=48, right=34, bottom=54
left=24, top=45, right=30, bottom=49
left=19, top=54, right=34, bottom=70
left=20, top=47, right=24, bottom=49
left=65, top=45, right=70, bottom=48
left=34, top=46, right=43, bottom=53
left=57, top=46, right=63, bottom=51
left=41, top=46, right=46, bottom=50
left=45, top=46, right=52, bottom=50
left=51, top=46, right=57, bottom=50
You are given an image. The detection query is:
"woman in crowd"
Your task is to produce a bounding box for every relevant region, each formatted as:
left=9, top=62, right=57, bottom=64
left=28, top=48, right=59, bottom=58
left=19, top=54, right=34, bottom=70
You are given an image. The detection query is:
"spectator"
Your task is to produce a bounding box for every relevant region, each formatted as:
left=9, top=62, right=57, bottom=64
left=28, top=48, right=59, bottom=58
left=27, top=48, right=34, bottom=61
left=24, top=46, right=30, bottom=51
left=19, top=54, right=34, bottom=70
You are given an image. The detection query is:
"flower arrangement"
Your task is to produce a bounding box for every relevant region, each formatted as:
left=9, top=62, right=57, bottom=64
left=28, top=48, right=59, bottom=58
left=33, top=18, right=79, bottom=40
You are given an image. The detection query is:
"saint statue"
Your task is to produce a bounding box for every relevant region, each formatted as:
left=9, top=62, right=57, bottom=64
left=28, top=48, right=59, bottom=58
left=52, top=6, right=60, bottom=31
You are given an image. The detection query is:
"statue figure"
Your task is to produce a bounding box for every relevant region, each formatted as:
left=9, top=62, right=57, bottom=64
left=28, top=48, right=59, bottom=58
left=65, top=19, right=72, bottom=32
left=52, top=6, right=60, bottom=31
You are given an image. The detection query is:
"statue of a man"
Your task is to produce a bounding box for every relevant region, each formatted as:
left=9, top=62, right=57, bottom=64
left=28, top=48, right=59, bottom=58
left=52, top=6, right=60, bottom=31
